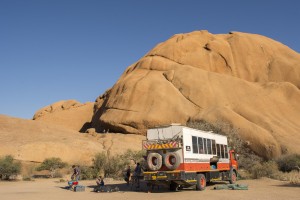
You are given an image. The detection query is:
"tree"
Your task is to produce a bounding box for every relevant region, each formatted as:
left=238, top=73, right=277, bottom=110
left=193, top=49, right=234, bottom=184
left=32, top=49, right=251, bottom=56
left=0, top=155, right=21, bottom=180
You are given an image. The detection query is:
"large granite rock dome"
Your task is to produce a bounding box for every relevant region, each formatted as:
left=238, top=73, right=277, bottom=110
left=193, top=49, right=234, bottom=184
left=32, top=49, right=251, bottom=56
left=92, top=30, right=300, bottom=159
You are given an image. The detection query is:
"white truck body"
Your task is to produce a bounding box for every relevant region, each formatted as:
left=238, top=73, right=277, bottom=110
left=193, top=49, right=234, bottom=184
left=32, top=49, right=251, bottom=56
left=143, top=124, right=238, bottom=191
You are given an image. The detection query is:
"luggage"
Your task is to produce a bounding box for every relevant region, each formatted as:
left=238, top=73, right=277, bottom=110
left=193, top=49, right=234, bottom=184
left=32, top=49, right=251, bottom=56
left=74, top=185, right=85, bottom=192
left=68, top=181, right=78, bottom=186
left=67, top=181, right=79, bottom=190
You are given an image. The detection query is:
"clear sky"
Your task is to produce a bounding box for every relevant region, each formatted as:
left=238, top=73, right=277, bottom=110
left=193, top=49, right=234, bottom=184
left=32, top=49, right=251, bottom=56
left=1, top=0, right=300, bottom=119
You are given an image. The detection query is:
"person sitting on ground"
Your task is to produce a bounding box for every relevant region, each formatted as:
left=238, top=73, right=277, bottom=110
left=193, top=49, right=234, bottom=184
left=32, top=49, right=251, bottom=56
left=96, top=175, right=104, bottom=187
left=95, top=175, right=105, bottom=192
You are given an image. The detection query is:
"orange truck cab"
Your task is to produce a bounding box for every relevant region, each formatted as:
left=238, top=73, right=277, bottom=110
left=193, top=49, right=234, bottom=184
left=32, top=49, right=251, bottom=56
left=143, top=124, right=238, bottom=191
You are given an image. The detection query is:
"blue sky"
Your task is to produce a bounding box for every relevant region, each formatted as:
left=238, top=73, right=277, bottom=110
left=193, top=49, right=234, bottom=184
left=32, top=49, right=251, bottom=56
left=1, top=0, right=300, bottom=119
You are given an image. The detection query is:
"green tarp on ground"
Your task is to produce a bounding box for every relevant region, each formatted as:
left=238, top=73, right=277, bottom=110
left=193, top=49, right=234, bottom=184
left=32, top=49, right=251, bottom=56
left=213, top=184, right=248, bottom=190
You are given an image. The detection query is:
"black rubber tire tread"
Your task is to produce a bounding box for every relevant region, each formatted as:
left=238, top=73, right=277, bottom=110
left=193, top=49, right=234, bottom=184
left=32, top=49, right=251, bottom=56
left=229, top=170, right=237, bottom=184
left=196, top=174, right=206, bottom=191
left=147, top=152, right=163, bottom=171
left=164, top=152, right=181, bottom=170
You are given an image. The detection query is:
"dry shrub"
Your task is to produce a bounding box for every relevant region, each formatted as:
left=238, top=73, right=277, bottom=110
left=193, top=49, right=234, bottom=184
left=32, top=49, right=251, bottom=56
left=288, top=171, right=300, bottom=185
left=79, top=165, right=96, bottom=180
left=22, top=176, right=32, bottom=181
left=277, top=154, right=300, bottom=172
left=96, top=149, right=145, bottom=179
left=79, top=149, right=146, bottom=180
left=248, top=161, right=279, bottom=179
left=20, top=161, right=38, bottom=179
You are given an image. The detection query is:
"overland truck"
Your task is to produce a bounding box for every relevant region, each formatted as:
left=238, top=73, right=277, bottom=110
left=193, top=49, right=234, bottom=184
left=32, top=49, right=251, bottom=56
left=143, top=124, right=238, bottom=191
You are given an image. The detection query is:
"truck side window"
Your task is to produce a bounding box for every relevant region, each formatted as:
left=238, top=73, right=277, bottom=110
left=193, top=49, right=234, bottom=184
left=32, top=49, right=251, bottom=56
left=212, top=140, right=216, bottom=155
left=198, top=137, right=204, bottom=154
left=224, top=145, right=229, bottom=158
left=217, top=144, right=221, bottom=157
left=207, top=139, right=212, bottom=154
left=203, top=138, right=207, bottom=154
left=220, top=144, right=224, bottom=158
left=192, top=136, right=198, bottom=154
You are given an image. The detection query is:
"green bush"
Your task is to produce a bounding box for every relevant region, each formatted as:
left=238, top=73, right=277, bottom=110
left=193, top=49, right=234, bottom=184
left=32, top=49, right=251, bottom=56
left=36, top=157, right=67, bottom=178
left=0, top=155, right=21, bottom=180
left=37, top=157, right=67, bottom=171
left=93, top=152, right=107, bottom=174
left=93, top=152, right=127, bottom=179
left=277, top=154, right=300, bottom=172
left=79, top=165, right=96, bottom=180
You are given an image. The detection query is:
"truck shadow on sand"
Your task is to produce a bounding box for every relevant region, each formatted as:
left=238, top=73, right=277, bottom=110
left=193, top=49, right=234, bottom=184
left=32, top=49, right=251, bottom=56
left=273, top=183, right=300, bottom=188
left=58, top=180, right=233, bottom=193
left=84, top=181, right=224, bottom=193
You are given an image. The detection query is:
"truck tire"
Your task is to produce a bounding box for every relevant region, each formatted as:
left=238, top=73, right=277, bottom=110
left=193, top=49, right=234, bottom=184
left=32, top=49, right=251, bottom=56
left=196, top=174, right=206, bottom=191
left=229, top=170, right=237, bottom=184
left=147, top=153, right=163, bottom=171
left=164, top=152, right=181, bottom=170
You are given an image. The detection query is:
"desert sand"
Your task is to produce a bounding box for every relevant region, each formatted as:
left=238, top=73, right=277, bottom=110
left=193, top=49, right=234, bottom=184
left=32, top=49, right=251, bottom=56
left=0, top=178, right=299, bottom=200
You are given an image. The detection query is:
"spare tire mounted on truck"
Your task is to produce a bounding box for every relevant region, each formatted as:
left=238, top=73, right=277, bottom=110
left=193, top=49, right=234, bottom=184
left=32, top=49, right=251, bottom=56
left=147, top=152, right=163, bottom=171
left=164, top=152, right=181, bottom=170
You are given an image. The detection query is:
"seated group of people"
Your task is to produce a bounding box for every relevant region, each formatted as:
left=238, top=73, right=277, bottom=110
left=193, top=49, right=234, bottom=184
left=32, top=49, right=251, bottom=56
left=71, top=163, right=142, bottom=191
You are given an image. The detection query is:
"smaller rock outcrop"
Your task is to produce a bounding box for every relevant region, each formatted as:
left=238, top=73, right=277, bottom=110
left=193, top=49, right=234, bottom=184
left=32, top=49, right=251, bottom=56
left=33, top=100, right=94, bottom=132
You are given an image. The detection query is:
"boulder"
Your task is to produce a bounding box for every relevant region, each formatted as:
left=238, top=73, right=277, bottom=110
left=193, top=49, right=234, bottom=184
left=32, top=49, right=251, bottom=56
left=92, top=31, right=300, bottom=159
left=33, top=100, right=94, bottom=132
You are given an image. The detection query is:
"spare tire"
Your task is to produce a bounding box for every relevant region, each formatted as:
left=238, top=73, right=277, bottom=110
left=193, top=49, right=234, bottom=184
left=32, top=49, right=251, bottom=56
left=164, top=152, right=181, bottom=170
left=147, top=152, right=163, bottom=171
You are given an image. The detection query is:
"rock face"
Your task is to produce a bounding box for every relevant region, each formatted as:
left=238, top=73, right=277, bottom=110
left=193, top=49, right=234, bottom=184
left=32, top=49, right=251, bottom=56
left=0, top=115, right=144, bottom=164
left=92, top=30, right=300, bottom=159
left=33, top=100, right=94, bottom=132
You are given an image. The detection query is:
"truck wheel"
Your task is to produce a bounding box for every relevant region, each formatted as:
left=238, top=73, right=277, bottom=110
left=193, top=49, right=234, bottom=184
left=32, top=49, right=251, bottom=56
left=196, top=174, right=206, bottom=191
left=147, top=153, right=163, bottom=171
left=229, top=170, right=237, bottom=184
left=164, top=152, right=181, bottom=170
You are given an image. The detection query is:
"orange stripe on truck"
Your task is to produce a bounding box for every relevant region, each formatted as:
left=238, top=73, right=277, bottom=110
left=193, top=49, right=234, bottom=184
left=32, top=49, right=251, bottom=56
left=159, top=163, right=230, bottom=171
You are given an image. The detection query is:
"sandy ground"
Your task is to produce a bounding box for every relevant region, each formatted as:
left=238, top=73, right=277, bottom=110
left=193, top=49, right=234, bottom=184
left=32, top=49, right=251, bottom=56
left=0, top=178, right=299, bottom=200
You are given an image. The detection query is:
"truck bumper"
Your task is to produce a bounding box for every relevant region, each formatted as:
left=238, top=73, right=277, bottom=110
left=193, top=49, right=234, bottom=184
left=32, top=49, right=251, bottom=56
left=143, top=171, right=197, bottom=186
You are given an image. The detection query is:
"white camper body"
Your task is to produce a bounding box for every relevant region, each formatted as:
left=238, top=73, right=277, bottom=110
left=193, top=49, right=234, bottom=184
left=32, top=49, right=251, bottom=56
left=146, top=124, right=230, bottom=167
left=143, top=124, right=238, bottom=191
